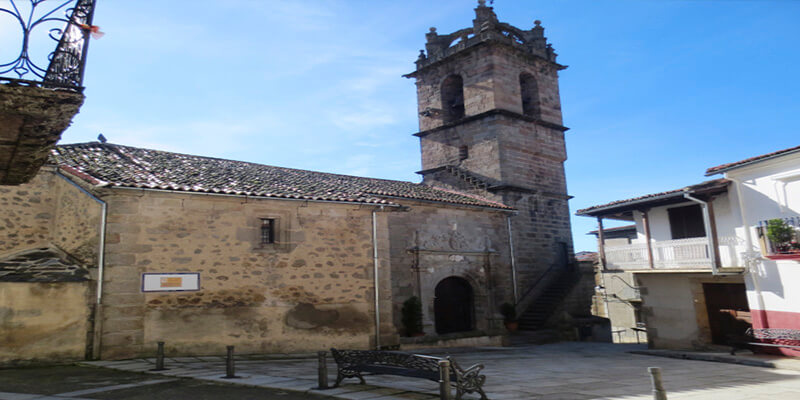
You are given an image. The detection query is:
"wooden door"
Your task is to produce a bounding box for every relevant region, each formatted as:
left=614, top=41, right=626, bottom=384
left=703, top=283, right=751, bottom=345
left=434, top=277, right=474, bottom=334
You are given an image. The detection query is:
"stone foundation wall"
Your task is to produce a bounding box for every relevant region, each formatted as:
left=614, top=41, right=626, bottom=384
left=0, top=281, right=91, bottom=364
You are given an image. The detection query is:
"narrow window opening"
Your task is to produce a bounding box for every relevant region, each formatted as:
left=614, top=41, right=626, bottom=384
left=441, top=75, right=465, bottom=123
left=261, top=218, right=275, bottom=245
left=519, top=72, right=540, bottom=117
left=459, top=145, right=469, bottom=160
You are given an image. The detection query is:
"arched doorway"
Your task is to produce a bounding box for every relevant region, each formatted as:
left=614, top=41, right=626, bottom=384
left=434, top=277, right=474, bottom=334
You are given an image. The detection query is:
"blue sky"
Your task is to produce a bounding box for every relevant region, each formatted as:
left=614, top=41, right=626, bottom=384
left=6, top=0, right=799, bottom=252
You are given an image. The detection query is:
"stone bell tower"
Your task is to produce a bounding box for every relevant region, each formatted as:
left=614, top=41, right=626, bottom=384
left=405, top=1, right=574, bottom=303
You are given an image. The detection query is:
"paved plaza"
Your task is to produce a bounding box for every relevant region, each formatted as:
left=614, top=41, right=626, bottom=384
left=70, top=342, right=800, bottom=399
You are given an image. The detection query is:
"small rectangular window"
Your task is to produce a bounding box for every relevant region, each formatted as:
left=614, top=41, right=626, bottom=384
left=261, top=218, right=275, bottom=245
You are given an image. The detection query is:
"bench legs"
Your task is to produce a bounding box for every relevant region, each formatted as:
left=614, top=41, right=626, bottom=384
left=455, top=385, right=488, bottom=400
left=334, top=370, right=366, bottom=388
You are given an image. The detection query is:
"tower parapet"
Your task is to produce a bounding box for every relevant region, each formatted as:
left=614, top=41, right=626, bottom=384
left=413, top=0, right=561, bottom=71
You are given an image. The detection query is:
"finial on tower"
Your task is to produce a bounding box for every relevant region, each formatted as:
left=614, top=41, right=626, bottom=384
left=478, top=0, right=486, bottom=7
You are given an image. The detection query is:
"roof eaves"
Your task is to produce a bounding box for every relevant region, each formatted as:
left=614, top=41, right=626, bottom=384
left=575, top=191, right=683, bottom=216
left=576, top=179, right=730, bottom=217
left=705, top=145, right=800, bottom=176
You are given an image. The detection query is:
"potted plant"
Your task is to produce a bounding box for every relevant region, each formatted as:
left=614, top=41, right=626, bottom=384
left=500, top=302, right=518, bottom=332
left=401, top=296, right=424, bottom=337
left=766, top=218, right=795, bottom=253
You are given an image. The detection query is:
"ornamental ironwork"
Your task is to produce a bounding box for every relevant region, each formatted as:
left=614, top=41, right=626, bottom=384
left=1, top=0, right=97, bottom=91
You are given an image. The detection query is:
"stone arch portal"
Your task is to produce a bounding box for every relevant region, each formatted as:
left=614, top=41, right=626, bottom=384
left=434, top=276, right=474, bottom=334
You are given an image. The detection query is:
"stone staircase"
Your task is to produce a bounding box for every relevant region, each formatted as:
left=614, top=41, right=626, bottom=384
left=517, top=267, right=578, bottom=331
left=443, top=165, right=490, bottom=190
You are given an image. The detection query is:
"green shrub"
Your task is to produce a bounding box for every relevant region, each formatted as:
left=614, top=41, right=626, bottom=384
left=401, top=296, right=423, bottom=336
left=499, top=302, right=516, bottom=322
left=767, top=219, right=795, bottom=250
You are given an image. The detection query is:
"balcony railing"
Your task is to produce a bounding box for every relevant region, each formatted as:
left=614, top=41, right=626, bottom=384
left=1, top=0, right=97, bottom=92
left=605, top=236, right=739, bottom=270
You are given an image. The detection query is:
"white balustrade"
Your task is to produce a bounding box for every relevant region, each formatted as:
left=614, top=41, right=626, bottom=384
left=604, top=236, right=739, bottom=270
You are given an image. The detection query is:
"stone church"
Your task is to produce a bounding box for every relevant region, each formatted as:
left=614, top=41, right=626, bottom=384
left=0, top=1, right=585, bottom=363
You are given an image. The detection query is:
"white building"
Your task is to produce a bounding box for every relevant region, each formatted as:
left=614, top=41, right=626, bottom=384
left=706, top=145, right=800, bottom=356
left=579, top=145, right=800, bottom=355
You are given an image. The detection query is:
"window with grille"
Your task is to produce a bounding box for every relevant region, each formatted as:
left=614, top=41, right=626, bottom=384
left=261, top=218, right=275, bottom=245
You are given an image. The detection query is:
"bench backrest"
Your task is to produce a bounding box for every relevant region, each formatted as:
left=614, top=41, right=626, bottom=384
left=330, top=348, right=442, bottom=374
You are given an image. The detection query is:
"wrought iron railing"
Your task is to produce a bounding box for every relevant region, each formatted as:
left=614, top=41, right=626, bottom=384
left=1, top=0, right=97, bottom=92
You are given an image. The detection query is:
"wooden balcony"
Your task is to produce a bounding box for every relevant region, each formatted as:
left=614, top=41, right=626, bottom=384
left=605, top=236, right=740, bottom=271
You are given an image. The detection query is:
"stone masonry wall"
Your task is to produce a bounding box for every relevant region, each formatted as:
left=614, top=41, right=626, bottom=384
left=0, top=167, right=102, bottom=261
left=97, top=189, right=388, bottom=359
left=419, top=114, right=568, bottom=195
left=52, top=171, right=102, bottom=265
left=0, top=171, right=57, bottom=255
left=387, top=202, right=512, bottom=336
left=501, top=190, right=573, bottom=293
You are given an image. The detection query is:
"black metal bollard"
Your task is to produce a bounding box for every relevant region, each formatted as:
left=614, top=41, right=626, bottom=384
left=648, top=367, right=667, bottom=400
left=224, top=345, right=238, bottom=379
left=438, top=359, right=452, bottom=400
left=151, top=341, right=166, bottom=371
left=316, top=351, right=329, bottom=389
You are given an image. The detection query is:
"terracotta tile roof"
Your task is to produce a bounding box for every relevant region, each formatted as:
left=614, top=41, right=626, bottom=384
left=50, top=143, right=512, bottom=210
left=587, top=224, right=637, bottom=235
left=706, top=144, right=800, bottom=175
left=576, top=179, right=729, bottom=216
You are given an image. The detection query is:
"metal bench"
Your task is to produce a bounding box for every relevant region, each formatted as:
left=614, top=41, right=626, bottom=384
left=730, top=328, right=800, bottom=355
left=330, top=348, right=488, bottom=400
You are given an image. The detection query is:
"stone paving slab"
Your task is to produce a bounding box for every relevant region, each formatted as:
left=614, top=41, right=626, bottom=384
left=82, top=342, right=800, bottom=399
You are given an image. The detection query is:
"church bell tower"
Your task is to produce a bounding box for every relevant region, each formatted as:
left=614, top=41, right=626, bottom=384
left=406, top=1, right=574, bottom=294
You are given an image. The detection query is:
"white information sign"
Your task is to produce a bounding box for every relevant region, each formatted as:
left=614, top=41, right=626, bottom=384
left=142, top=273, right=200, bottom=292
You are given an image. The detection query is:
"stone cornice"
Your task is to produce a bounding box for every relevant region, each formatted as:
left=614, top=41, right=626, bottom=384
left=413, top=109, right=569, bottom=138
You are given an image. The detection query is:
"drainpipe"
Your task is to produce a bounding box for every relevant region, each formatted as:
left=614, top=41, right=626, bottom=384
left=729, top=177, right=767, bottom=313
left=597, top=217, right=607, bottom=270
left=506, top=215, right=518, bottom=303
left=683, top=193, right=719, bottom=275
left=56, top=170, right=107, bottom=359
left=372, top=206, right=384, bottom=350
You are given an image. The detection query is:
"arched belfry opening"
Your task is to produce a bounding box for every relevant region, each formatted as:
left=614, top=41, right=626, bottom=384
left=434, top=276, right=474, bottom=334
left=441, top=75, right=465, bottom=123
left=519, top=72, right=540, bottom=117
